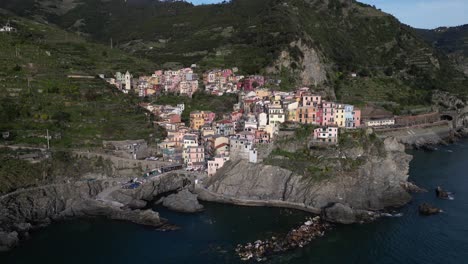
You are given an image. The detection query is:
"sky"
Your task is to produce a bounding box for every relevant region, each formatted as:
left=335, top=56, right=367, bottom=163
left=188, top=0, right=468, bottom=29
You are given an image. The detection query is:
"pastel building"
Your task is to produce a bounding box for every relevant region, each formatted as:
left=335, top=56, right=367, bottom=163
left=297, top=94, right=322, bottom=125
left=345, top=105, right=361, bottom=128
left=216, top=120, right=236, bottom=136
left=334, top=103, right=345, bottom=127
left=125, top=71, right=132, bottom=92
left=229, top=132, right=256, bottom=161
left=365, top=118, right=395, bottom=127
left=242, top=75, right=265, bottom=91
left=268, top=101, right=285, bottom=125
left=286, top=101, right=299, bottom=122
left=190, top=111, right=216, bottom=130
left=184, top=146, right=205, bottom=166
left=322, top=102, right=335, bottom=126
left=207, top=156, right=230, bottom=176
left=257, top=112, right=268, bottom=128
left=313, top=127, right=339, bottom=144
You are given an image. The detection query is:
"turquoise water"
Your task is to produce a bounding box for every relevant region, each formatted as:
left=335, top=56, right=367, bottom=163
left=1, top=140, right=468, bottom=263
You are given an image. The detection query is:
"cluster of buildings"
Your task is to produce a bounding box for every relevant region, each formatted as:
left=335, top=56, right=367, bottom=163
left=115, top=66, right=439, bottom=177
left=203, top=68, right=267, bottom=96
left=104, top=67, right=272, bottom=99
left=203, top=68, right=242, bottom=95
left=142, top=85, right=366, bottom=177
left=0, top=21, right=16, bottom=33
left=104, top=68, right=199, bottom=97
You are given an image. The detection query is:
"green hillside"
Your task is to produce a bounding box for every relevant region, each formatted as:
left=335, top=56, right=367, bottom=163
left=0, top=13, right=164, bottom=148
left=2, top=0, right=466, bottom=107
left=416, top=25, right=468, bottom=76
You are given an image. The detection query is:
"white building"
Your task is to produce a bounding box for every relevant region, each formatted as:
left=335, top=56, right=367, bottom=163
left=268, top=102, right=285, bottom=125
left=313, top=127, right=338, bottom=144
left=258, top=112, right=268, bottom=128
left=249, top=149, right=258, bottom=163
left=125, top=71, right=132, bottom=92
left=0, top=22, right=16, bottom=33
left=365, top=118, right=395, bottom=127
left=244, top=116, right=258, bottom=130
left=229, top=136, right=254, bottom=161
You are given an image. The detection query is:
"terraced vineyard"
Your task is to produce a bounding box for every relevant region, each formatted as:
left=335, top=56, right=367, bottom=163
left=0, top=14, right=163, bottom=148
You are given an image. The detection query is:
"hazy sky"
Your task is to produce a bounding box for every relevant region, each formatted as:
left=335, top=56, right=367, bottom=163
left=188, top=0, right=468, bottom=29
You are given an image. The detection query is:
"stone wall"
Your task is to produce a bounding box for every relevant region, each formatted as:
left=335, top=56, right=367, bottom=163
left=375, top=122, right=453, bottom=147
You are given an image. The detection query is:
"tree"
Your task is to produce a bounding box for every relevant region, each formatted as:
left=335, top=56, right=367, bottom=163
left=52, top=111, right=71, bottom=127
left=384, top=67, right=394, bottom=76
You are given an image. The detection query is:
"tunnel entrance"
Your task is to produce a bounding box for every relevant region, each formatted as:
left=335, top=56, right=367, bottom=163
left=440, top=115, right=454, bottom=121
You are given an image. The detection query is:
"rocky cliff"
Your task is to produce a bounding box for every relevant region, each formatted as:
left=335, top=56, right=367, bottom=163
left=201, top=137, right=412, bottom=224
left=0, top=171, right=195, bottom=251
left=266, top=39, right=328, bottom=86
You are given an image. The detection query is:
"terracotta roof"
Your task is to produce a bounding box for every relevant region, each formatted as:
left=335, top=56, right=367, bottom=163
left=215, top=143, right=229, bottom=149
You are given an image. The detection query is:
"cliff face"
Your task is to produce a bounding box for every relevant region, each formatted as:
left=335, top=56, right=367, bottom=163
left=0, top=172, right=195, bottom=251
left=203, top=137, right=412, bottom=223
left=266, top=39, right=328, bottom=86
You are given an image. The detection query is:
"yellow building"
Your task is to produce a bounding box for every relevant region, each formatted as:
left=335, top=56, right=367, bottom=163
left=255, top=89, right=271, bottom=99
left=189, top=111, right=216, bottom=130
left=334, top=104, right=346, bottom=127
left=190, top=111, right=204, bottom=130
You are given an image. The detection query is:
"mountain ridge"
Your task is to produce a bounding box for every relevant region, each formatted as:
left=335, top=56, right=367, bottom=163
left=416, top=24, right=468, bottom=77
left=1, top=0, right=467, bottom=108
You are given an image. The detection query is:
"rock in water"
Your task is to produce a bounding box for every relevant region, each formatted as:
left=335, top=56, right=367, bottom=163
left=322, top=203, right=356, bottom=224
left=419, top=203, right=442, bottom=215
left=162, top=189, right=204, bottom=213
left=0, top=231, right=19, bottom=252
left=435, top=186, right=451, bottom=199
left=110, top=209, right=163, bottom=226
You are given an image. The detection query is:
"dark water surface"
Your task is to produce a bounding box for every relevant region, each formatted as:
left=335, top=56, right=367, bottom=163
left=2, top=140, right=468, bottom=264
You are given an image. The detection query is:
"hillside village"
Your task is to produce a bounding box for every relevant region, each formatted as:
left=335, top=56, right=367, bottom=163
left=101, top=66, right=444, bottom=177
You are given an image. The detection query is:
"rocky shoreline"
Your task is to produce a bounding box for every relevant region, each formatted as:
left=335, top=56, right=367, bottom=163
left=1, top=130, right=466, bottom=252
left=0, top=172, right=197, bottom=252
left=201, top=137, right=413, bottom=224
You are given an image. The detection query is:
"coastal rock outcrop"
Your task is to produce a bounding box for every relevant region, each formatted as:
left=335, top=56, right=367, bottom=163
left=162, top=189, right=204, bottom=213
left=322, top=203, right=356, bottom=224
left=0, top=171, right=195, bottom=251
left=419, top=203, right=442, bottom=215
left=0, top=231, right=19, bottom=252
left=200, top=137, right=412, bottom=224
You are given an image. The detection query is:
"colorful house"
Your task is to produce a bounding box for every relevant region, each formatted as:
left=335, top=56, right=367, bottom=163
left=207, top=156, right=230, bottom=176
left=242, top=75, right=265, bottom=91
left=184, top=146, right=205, bottom=166
left=313, top=127, right=339, bottom=144
left=334, top=103, right=346, bottom=127
left=322, top=102, right=335, bottom=126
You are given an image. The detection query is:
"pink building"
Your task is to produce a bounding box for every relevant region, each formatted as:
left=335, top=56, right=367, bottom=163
left=322, top=102, right=335, bottom=126
left=255, top=130, right=271, bottom=144
left=222, top=69, right=233, bottom=78
left=316, top=107, right=323, bottom=125
left=231, top=111, right=243, bottom=122
left=235, top=131, right=255, bottom=141
left=162, top=114, right=181, bottom=124
left=242, top=75, right=265, bottom=91
left=207, top=156, right=230, bottom=176
left=354, top=109, right=361, bottom=127
left=185, top=146, right=205, bottom=166
left=204, top=112, right=216, bottom=124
